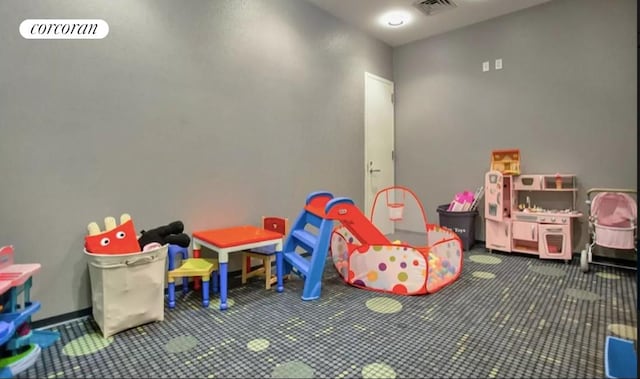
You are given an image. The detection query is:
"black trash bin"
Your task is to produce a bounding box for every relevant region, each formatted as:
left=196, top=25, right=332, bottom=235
left=436, top=204, right=478, bottom=251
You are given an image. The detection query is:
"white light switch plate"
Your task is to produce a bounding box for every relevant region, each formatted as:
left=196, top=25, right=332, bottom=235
left=482, top=61, right=490, bottom=72
left=495, top=59, right=503, bottom=70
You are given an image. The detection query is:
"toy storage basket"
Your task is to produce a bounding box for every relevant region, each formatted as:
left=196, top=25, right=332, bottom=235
left=387, top=204, right=404, bottom=221
left=84, top=245, right=167, bottom=338
left=386, top=190, right=406, bottom=221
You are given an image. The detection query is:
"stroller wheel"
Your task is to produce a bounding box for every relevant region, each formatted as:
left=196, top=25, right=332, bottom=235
left=580, top=250, right=589, bottom=272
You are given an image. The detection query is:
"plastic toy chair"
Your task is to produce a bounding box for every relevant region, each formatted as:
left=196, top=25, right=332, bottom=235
left=241, top=217, right=288, bottom=289
left=167, top=244, right=219, bottom=308
left=167, top=245, right=189, bottom=293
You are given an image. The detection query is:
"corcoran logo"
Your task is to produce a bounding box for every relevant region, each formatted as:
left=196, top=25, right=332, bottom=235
left=19, top=19, right=109, bottom=39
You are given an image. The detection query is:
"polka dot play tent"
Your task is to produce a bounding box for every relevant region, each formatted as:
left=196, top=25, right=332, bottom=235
left=330, top=186, right=463, bottom=295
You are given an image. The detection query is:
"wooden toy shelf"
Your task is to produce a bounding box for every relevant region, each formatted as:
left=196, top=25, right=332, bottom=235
left=484, top=172, right=583, bottom=262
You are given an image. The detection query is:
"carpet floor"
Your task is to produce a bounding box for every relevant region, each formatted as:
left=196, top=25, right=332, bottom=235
left=18, top=247, right=637, bottom=378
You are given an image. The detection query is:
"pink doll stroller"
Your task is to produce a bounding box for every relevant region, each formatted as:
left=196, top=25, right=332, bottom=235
left=580, top=188, right=637, bottom=272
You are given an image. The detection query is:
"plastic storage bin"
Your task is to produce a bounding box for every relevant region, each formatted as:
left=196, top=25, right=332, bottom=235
left=437, top=205, right=478, bottom=251
left=84, top=245, right=167, bottom=338
left=605, top=336, right=637, bottom=379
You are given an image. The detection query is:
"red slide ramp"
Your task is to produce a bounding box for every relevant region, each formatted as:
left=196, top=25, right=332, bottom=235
left=324, top=197, right=390, bottom=245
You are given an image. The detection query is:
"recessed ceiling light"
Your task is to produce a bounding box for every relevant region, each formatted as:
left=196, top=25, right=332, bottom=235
left=380, top=11, right=411, bottom=28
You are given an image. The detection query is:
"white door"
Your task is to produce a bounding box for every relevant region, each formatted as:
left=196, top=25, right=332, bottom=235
left=364, top=72, right=395, bottom=235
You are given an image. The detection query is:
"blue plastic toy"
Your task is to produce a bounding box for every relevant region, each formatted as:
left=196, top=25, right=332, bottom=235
left=605, top=336, right=637, bottom=379
left=0, top=245, right=60, bottom=379
left=276, top=191, right=353, bottom=301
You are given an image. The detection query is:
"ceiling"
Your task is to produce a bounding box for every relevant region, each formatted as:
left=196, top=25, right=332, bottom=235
left=306, top=0, right=552, bottom=47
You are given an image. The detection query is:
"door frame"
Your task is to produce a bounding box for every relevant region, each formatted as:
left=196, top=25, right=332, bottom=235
left=364, top=71, right=395, bottom=220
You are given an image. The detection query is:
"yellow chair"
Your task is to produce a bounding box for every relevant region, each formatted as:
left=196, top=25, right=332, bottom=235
left=241, top=216, right=288, bottom=289
left=168, top=257, right=218, bottom=308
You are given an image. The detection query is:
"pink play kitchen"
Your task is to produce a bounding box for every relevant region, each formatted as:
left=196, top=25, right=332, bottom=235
left=484, top=149, right=582, bottom=261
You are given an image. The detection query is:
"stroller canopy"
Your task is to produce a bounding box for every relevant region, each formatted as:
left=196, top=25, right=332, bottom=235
left=591, top=192, right=637, bottom=228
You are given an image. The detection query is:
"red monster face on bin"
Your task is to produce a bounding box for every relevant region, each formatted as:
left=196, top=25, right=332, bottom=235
left=85, top=214, right=140, bottom=254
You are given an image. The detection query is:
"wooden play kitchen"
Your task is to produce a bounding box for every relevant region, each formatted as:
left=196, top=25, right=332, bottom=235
left=484, top=150, right=582, bottom=262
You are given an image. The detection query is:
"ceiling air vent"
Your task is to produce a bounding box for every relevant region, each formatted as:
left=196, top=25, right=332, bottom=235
left=413, top=0, right=457, bottom=16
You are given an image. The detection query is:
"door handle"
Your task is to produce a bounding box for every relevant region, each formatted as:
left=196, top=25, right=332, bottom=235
left=369, top=168, right=381, bottom=174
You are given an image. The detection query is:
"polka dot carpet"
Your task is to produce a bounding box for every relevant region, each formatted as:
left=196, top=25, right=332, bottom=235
left=19, top=246, right=636, bottom=378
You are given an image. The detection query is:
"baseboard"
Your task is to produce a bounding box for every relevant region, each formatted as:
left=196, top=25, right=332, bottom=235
left=33, top=252, right=314, bottom=329
left=33, top=279, right=200, bottom=329
left=32, top=308, right=92, bottom=329
left=31, top=262, right=292, bottom=329
left=476, top=242, right=572, bottom=255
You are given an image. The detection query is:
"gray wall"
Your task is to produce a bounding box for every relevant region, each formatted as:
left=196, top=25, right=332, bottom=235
left=0, top=0, right=392, bottom=320
left=393, top=0, right=636, bottom=250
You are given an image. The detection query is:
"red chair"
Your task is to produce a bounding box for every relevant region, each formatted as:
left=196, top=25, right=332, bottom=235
left=241, top=217, right=288, bottom=289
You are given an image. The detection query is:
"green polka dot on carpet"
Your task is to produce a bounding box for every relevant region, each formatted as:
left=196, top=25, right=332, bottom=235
left=366, top=297, right=402, bottom=314
left=607, top=324, right=637, bottom=340
left=596, top=272, right=621, bottom=280
left=565, top=288, right=601, bottom=301
left=62, top=333, right=113, bottom=357
left=247, top=338, right=270, bottom=352
left=529, top=265, right=566, bottom=277
left=469, top=255, right=502, bottom=264
left=362, top=362, right=397, bottom=379
left=473, top=271, right=496, bottom=279
left=165, top=335, right=199, bottom=353
left=271, top=360, right=314, bottom=378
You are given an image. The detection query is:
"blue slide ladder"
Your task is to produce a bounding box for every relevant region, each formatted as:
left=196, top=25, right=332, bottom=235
left=276, top=191, right=347, bottom=301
